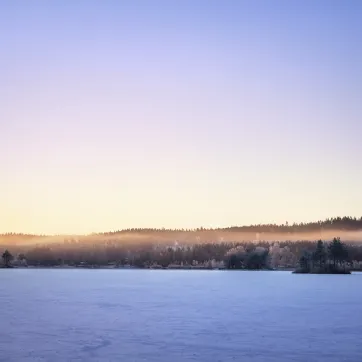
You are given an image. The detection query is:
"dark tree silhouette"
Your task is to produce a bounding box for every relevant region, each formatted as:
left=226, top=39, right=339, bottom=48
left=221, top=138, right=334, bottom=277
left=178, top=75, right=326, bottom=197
left=298, top=252, right=311, bottom=273
left=313, top=240, right=326, bottom=269
left=328, top=237, right=348, bottom=268
left=2, top=250, right=13, bottom=267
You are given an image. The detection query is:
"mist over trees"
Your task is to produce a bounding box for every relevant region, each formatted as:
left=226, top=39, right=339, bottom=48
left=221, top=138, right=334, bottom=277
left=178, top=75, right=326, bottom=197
left=1, top=217, right=362, bottom=270
left=1, top=238, right=362, bottom=271
left=2, top=216, right=362, bottom=240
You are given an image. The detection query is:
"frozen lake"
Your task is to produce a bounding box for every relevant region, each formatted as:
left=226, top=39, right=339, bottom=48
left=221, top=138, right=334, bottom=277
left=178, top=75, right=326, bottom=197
left=0, top=269, right=361, bottom=362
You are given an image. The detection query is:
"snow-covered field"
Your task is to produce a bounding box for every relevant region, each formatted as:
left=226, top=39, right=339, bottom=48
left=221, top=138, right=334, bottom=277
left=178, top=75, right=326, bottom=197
left=1, top=270, right=361, bottom=362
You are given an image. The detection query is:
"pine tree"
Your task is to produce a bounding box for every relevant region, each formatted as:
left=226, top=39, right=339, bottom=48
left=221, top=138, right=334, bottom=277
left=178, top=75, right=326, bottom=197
left=328, top=237, right=348, bottom=269
left=2, top=250, right=13, bottom=268
left=313, top=240, right=326, bottom=270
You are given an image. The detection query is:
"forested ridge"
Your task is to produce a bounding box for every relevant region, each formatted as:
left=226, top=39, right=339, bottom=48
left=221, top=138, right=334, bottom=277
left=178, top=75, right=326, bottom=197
left=1, top=217, right=362, bottom=270
left=2, top=216, right=362, bottom=238
left=2, top=238, right=362, bottom=270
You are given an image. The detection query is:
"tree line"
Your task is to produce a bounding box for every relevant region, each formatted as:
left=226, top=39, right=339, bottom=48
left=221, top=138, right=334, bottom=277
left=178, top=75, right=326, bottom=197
left=97, top=216, right=362, bottom=234
left=2, top=216, right=362, bottom=238
left=2, top=238, right=362, bottom=270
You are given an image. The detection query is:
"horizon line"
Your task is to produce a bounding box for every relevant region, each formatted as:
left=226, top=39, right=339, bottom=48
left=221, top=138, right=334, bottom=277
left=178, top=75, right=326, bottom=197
left=1, top=216, right=362, bottom=237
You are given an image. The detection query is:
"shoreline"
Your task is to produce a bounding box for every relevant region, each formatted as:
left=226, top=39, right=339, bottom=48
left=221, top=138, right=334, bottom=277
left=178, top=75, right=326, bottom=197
left=3, top=265, right=286, bottom=271
left=2, top=267, right=361, bottom=274
left=4, top=266, right=357, bottom=272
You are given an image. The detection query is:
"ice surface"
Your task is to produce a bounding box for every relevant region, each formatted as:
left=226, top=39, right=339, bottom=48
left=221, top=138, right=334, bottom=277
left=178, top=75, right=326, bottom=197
left=0, top=270, right=361, bottom=362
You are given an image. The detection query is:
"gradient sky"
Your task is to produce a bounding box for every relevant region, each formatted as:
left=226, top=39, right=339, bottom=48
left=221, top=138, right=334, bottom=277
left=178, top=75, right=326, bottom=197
left=1, top=0, right=362, bottom=234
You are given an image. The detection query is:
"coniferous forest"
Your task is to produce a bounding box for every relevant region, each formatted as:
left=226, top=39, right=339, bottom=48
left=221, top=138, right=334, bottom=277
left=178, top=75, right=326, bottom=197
left=1, top=217, right=362, bottom=271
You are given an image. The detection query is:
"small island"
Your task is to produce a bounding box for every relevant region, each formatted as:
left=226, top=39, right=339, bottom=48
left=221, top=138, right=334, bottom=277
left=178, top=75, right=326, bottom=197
left=294, top=238, right=351, bottom=274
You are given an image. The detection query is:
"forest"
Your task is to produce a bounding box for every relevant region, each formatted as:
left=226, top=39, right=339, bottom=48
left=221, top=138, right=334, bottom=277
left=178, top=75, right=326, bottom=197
left=2, top=237, right=362, bottom=271
left=1, top=217, right=362, bottom=270
left=96, top=216, right=362, bottom=234
left=2, top=216, right=362, bottom=238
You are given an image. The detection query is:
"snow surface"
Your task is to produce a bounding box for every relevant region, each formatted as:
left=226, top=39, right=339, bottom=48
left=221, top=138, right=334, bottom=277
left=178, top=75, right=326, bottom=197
left=0, top=270, right=362, bottom=362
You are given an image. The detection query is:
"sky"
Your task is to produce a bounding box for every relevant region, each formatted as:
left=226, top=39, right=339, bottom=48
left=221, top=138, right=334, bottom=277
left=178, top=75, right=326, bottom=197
left=1, top=0, right=362, bottom=235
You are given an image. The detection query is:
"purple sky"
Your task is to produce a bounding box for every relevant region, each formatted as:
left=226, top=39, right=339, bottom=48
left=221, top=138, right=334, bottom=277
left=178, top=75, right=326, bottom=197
left=1, top=0, right=362, bottom=234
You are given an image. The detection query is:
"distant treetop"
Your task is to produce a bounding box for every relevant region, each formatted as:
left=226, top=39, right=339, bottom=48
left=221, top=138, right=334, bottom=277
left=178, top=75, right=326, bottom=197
left=2, top=216, right=362, bottom=237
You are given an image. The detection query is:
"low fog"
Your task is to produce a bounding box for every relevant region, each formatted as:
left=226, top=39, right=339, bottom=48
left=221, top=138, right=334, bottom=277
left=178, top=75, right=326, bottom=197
left=1, top=229, right=362, bottom=247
